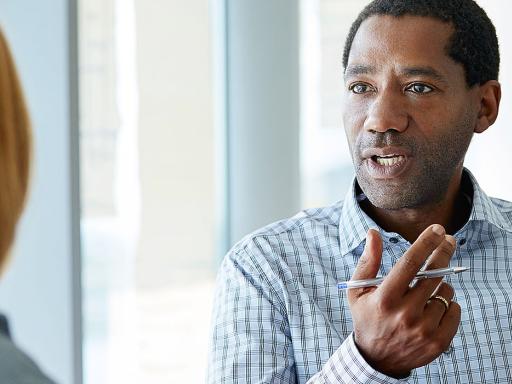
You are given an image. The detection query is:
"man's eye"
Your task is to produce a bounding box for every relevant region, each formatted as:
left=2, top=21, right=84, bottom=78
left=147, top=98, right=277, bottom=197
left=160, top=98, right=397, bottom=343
left=350, top=83, right=372, bottom=94
left=406, top=83, right=434, bottom=94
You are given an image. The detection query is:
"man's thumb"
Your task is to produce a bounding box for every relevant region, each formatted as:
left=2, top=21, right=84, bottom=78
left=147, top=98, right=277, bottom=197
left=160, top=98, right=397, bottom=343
left=351, top=229, right=383, bottom=281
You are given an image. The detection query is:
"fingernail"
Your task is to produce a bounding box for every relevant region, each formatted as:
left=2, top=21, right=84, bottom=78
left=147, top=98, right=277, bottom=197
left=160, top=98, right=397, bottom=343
left=445, top=235, right=456, bottom=246
left=432, top=224, right=445, bottom=235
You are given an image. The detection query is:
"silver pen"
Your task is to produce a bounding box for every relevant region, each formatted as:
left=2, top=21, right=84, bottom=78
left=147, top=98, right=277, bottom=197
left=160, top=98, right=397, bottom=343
left=337, top=266, right=469, bottom=290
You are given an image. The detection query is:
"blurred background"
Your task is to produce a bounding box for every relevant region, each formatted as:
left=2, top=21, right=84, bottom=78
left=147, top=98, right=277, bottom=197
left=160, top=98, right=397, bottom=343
left=0, top=0, right=510, bottom=383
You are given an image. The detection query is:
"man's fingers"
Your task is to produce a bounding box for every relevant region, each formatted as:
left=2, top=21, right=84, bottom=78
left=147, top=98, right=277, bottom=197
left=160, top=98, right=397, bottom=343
left=348, top=229, right=382, bottom=301
left=407, top=235, right=456, bottom=303
left=351, top=229, right=382, bottom=280
left=431, top=301, right=461, bottom=355
left=379, top=224, right=446, bottom=298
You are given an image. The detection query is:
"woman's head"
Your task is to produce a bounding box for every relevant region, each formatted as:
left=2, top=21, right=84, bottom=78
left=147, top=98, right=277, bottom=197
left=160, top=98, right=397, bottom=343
left=0, top=28, right=31, bottom=272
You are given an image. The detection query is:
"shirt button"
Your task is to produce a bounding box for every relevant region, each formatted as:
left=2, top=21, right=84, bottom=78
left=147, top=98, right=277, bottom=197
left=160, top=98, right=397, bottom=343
left=389, top=237, right=399, bottom=244
left=458, top=238, right=467, bottom=246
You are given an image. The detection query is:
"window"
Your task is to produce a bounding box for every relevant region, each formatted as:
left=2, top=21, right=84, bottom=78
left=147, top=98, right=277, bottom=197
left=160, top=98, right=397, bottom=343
left=79, top=1, right=216, bottom=382
left=300, top=0, right=371, bottom=208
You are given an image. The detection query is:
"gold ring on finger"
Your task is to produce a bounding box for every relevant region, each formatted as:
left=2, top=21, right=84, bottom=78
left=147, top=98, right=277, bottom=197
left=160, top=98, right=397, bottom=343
left=429, top=295, right=450, bottom=311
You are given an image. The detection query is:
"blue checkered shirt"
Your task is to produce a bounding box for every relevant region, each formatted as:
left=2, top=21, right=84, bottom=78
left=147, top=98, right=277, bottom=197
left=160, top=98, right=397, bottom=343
left=208, top=169, right=512, bottom=383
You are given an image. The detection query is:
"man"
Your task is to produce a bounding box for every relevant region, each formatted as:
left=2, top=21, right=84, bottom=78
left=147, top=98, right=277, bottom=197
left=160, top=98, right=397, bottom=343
left=208, top=0, right=507, bottom=382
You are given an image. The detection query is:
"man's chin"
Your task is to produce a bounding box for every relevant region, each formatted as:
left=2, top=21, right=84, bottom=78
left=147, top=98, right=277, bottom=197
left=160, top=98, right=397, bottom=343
left=358, top=177, right=429, bottom=210
left=362, top=183, right=443, bottom=210
left=366, top=197, right=418, bottom=210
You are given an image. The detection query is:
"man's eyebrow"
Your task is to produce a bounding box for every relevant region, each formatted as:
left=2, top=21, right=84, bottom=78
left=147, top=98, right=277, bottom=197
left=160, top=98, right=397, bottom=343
left=344, top=65, right=449, bottom=85
left=400, top=66, right=448, bottom=84
left=344, top=64, right=376, bottom=79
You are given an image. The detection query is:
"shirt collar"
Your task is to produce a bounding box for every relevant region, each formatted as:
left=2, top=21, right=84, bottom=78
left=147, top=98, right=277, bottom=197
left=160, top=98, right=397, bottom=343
left=338, top=168, right=512, bottom=255
left=338, top=177, right=378, bottom=255
left=465, top=168, right=512, bottom=233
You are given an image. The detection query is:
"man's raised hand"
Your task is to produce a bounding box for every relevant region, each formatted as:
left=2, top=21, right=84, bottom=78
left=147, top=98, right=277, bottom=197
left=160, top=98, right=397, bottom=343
left=347, top=225, right=461, bottom=378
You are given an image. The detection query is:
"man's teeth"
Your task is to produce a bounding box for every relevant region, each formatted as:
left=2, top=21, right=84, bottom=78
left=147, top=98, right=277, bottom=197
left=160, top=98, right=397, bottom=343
left=375, top=155, right=405, bottom=166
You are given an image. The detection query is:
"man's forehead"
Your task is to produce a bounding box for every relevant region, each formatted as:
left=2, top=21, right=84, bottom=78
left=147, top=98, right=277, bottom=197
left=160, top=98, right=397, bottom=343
left=345, top=15, right=458, bottom=78
left=355, top=14, right=454, bottom=40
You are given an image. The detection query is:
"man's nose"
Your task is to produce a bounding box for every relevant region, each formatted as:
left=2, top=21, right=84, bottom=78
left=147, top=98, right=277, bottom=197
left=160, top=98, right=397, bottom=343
left=363, top=91, right=408, bottom=133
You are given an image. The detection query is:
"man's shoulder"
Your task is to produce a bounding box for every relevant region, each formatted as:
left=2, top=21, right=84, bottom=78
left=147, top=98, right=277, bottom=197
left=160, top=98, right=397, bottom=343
left=488, top=195, right=512, bottom=222
left=489, top=196, right=512, bottom=212
left=471, top=189, right=512, bottom=234
left=229, top=201, right=343, bottom=257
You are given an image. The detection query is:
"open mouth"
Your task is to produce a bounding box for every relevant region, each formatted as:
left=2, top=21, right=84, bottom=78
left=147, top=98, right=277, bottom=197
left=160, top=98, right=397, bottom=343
left=371, top=154, right=406, bottom=166
left=362, top=146, right=412, bottom=179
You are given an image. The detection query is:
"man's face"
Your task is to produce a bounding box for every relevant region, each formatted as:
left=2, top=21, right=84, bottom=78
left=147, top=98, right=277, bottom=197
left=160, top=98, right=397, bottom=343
left=343, top=15, right=480, bottom=209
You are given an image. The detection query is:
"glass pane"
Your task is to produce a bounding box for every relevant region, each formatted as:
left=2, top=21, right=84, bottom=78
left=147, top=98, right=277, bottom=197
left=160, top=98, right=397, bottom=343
left=300, top=0, right=372, bottom=208
left=79, top=0, right=216, bottom=382
left=79, top=0, right=140, bottom=382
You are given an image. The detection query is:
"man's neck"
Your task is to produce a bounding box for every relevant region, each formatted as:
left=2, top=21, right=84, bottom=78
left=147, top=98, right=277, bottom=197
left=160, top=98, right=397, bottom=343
left=358, top=172, right=473, bottom=243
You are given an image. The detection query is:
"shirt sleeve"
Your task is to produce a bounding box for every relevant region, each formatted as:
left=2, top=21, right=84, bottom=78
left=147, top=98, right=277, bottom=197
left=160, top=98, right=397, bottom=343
left=306, top=333, right=410, bottom=384
left=207, top=248, right=296, bottom=383
left=207, top=246, right=410, bottom=384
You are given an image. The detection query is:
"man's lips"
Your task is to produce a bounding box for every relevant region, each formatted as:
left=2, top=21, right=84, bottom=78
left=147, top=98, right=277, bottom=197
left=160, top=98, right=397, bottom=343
left=360, top=147, right=413, bottom=179
left=361, top=146, right=412, bottom=159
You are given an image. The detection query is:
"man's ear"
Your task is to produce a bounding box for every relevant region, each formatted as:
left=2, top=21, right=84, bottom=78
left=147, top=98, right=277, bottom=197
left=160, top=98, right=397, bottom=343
left=474, top=80, right=501, bottom=134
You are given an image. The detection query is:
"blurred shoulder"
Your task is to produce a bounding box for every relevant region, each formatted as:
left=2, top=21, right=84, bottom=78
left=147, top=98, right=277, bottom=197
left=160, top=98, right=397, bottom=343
left=0, top=333, right=56, bottom=384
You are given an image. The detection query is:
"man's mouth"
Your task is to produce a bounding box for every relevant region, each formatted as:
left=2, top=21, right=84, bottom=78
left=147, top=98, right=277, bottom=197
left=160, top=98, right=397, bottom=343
left=364, top=153, right=411, bottom=179
left=371, top=154, right=406, bottom=166
left=360, top=146, right=413, bottom=179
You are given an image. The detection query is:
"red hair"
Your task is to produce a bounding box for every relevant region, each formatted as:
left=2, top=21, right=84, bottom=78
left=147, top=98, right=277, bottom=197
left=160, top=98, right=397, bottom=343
left=0, top=28, right=31, bottom=272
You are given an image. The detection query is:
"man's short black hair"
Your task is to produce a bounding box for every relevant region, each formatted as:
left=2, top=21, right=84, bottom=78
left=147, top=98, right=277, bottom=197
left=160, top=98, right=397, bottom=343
left=342, top=0, right=500, bottom=87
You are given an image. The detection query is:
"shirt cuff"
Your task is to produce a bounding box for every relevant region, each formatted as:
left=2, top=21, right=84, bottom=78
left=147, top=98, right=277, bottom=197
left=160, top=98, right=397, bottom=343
left=308, top=333, right=410, bottom=384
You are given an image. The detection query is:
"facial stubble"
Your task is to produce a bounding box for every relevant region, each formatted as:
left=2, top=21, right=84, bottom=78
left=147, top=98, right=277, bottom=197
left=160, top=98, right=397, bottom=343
left=353, top=117, right=474, bottom=210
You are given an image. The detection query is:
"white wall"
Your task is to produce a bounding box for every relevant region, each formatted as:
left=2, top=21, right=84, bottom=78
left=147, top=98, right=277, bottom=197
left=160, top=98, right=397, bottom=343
left=465, top=0, right=512, bottom=199
left=134, top=0, right=216, bottom=288
left=133, top=0, right=217, bottom=381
